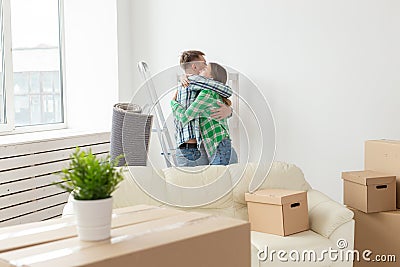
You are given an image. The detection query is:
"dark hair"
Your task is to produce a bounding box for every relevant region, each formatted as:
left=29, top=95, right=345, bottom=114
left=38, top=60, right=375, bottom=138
left=180, top=50, right=205, bottom=66
left=209, top=63, right=227, bottom=84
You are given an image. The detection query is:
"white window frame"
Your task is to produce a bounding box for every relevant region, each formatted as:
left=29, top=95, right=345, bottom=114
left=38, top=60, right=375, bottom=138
left=0, top=0, right=66, bottom=135
left=0, top=0, right=13, bottom=132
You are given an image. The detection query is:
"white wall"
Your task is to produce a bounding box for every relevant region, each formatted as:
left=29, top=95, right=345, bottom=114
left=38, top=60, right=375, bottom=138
left=116, top=0, right=133, bottom=102
left=117, top=0, right=400, bottom=202
left=64, top=0, right=119, bottom=131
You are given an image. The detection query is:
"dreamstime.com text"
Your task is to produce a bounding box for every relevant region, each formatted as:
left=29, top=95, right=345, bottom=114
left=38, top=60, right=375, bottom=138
left=257, top=239, right=396, bottom=263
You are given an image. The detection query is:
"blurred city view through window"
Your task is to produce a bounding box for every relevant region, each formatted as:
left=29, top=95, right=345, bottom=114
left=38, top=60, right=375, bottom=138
left=11, top=0, right=63, bottom=127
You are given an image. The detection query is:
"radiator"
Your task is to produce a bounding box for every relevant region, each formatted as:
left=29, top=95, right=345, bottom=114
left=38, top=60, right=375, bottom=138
left=0, top=132, right=110, bottom=227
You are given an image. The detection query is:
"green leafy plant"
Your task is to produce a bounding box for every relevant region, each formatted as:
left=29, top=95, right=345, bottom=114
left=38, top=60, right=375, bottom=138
left=56, top=147, right=124, bottom=200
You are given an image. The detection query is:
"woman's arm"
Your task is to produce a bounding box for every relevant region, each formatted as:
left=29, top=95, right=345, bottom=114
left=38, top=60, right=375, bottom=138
left=171, top=90, right=215, bottom=126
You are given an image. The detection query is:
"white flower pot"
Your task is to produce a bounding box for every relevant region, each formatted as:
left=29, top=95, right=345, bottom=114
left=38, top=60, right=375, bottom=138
left=72, top=197, right=113, bottom=241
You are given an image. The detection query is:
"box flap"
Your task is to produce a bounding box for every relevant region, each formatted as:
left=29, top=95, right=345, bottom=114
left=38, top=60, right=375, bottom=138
left=342, top=170, right=396, bottom=185
left=0, top=212, right=250, bottom=267
left=366, top=139, right=400, bottom=145
left=0, top=205, right=182, bottom=253
left=245, top=189, right=307, bottom=205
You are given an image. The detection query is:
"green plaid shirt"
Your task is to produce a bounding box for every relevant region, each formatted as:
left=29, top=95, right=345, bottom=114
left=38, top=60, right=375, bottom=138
left=171, top=84, right=231, bottom=157
left=174, top=75, right=232, bottom=148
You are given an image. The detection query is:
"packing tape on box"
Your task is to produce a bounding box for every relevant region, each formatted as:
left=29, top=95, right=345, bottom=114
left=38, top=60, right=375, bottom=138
left=0, top=222, right=75, bottom=241
left=0, top=206, right=160, bottom=241
left=110, top=214, right=215, bottom=245
left=111, top=205, right=159, bottom=219
left=9, top=214, right=215, bottom=266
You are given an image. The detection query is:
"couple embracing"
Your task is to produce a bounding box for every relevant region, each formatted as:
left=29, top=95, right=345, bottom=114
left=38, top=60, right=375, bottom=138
left=171, top=50, right=237, bottom=167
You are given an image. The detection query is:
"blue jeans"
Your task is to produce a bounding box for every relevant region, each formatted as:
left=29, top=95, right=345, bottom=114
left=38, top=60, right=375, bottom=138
left=209, top=139, right=238, bottom=165
left=175, top=143, right=209, bottom=167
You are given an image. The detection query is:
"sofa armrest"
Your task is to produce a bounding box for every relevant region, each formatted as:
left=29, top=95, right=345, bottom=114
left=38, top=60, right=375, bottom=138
left=329, top=220, right=355, bottom=267
left=307, top=189, right=354, bottom=238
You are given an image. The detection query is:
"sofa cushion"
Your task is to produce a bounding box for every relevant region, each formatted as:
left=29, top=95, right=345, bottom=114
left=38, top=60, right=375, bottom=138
left=232, top=161, right=312, bottom=205
left=162, top=165, right=234, bottom=210
left=307, top=189, right=354, bottom=238
left=113, top=167, right=164, bottom=208
left=162, top=165, right=228, bottom=187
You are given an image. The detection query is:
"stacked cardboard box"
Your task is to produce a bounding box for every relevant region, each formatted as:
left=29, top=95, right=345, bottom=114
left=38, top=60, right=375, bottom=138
left=245, top=189, right=309, bottom=236
left=0, top=205, right=250, bottom=267
left=350, top=207, right=400, bottom=267
left=365, top=140, right=400, bottom=208
left=342, top=140, right=400, bottom=266
left=342, top=170, right=396, bottom=213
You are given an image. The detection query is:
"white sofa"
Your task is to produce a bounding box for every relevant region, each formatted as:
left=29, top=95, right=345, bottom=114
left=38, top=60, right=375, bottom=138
left=63, top=161, right=354, bottom=267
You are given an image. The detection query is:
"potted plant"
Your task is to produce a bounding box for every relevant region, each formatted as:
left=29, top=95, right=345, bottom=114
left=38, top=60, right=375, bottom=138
left=57, top=147, right=124, bottom=241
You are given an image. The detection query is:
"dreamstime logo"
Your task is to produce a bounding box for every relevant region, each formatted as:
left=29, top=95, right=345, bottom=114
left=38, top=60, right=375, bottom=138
left=123, top=63, right=276, bottom=207
left=257, top=238, right=396, bottom=263
left=336, top=238, right=348, bottom=249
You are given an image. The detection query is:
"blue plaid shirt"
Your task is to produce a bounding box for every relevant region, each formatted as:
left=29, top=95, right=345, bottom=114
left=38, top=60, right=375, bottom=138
left=174, top=75, right=233, bottom=148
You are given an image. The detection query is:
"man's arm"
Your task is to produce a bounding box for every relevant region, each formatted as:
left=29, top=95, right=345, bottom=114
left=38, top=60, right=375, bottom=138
left=187, top=75, right=233, bottom=98
left=171, top=90, right=214, bottom=126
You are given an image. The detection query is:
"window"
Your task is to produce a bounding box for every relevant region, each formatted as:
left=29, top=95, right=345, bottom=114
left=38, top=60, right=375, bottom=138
left=0, top=0, right=65, bottom=134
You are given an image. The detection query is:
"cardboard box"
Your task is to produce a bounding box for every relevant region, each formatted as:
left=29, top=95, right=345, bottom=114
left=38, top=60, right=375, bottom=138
left=245, top=189, right=309, bottom=236
left=342, top=170, right=396, bottom=213
left=0, top=204, right=182, bottom=253
left=0, top=211, right=250, bottom=267
left=350, top=207, right=400, bottom=266
left=365, top=139, right=400, bottom=208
